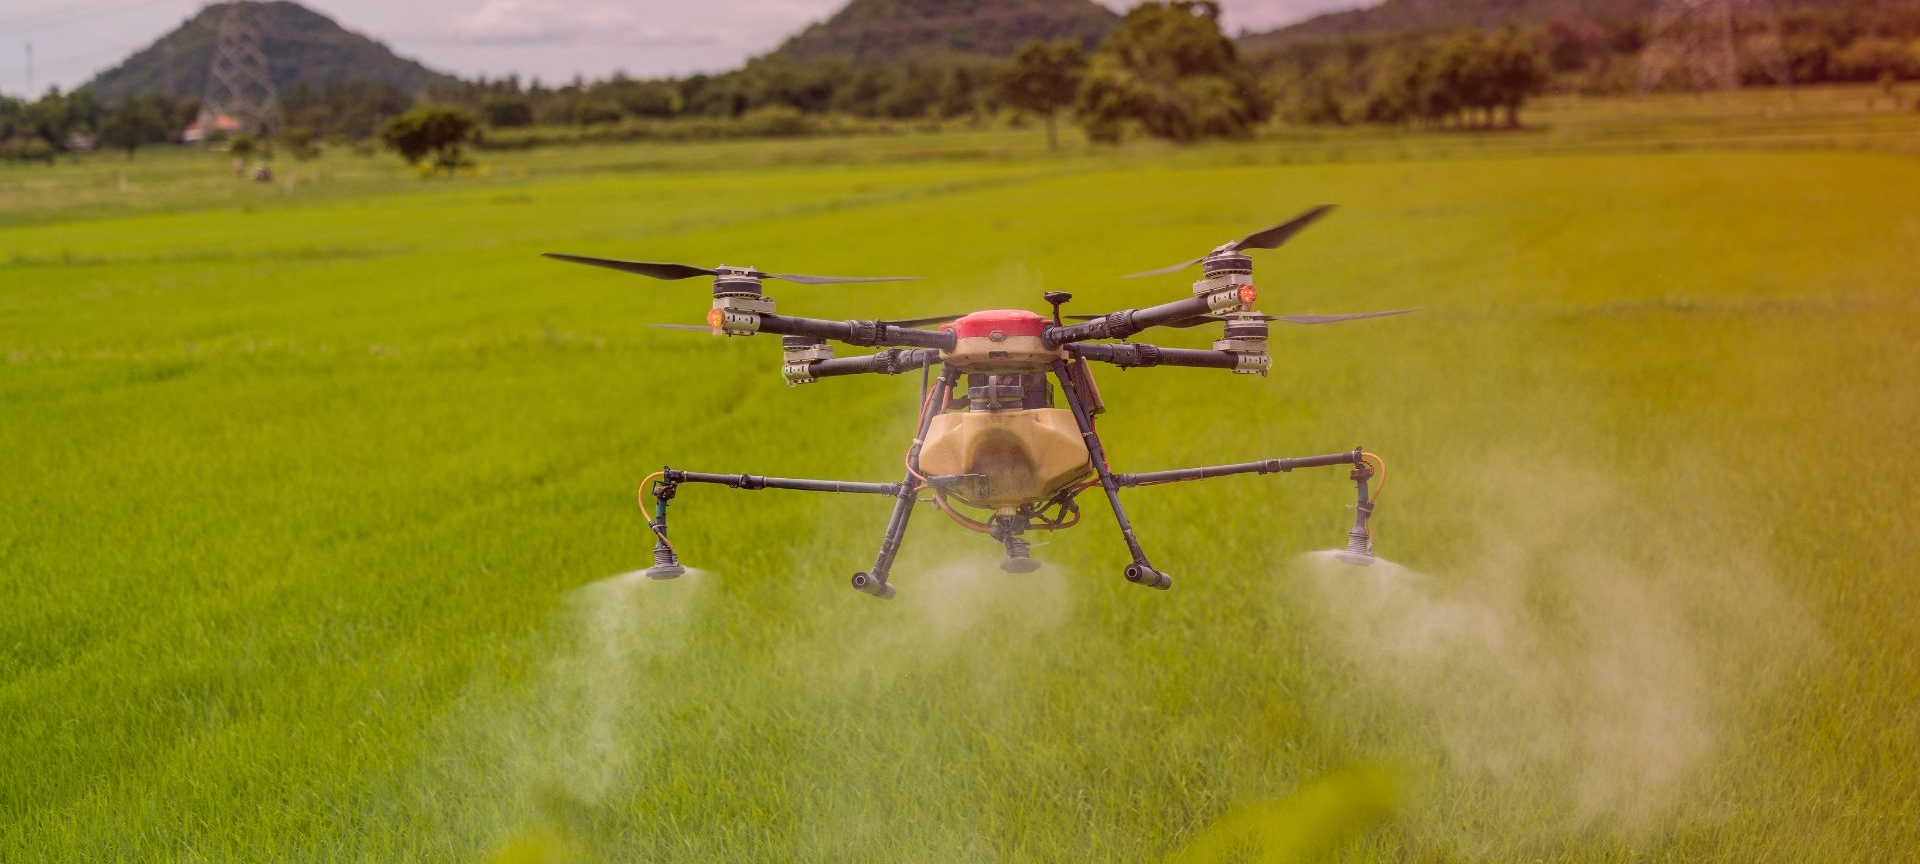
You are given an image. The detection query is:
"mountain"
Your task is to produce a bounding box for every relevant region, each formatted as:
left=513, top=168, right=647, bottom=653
left=772, top=0, right=1122, bottom=64
left=88, top=1, right=455, bottom=101
left=1242, top=0, right=1659, bottom=45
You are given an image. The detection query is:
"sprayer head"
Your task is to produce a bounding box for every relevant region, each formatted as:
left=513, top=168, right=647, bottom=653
left=1123, top=562, right=1173, bottom=590
left=1334, top=528, right=1375, bottom=567
left=1000, top=535, right=1042, bottom=573
left=1335, top=499, right=1375, bottom=567
left=643, top=539, right=687, bottom=580
left=851, top=571, right=897, bottom=600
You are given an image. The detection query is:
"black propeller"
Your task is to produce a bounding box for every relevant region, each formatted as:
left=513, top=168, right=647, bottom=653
left=544, top=253, right=917, bottom=285
left=1122, top=205, right=1336, bottom=279
left=883, top=313, right=966, bottom=328
left=1068, top=309, right=1417, bottom=329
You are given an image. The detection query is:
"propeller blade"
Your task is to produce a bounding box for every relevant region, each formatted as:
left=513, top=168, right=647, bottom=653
left=1120, top=205, right=1337, bottom=279
left=765, top=272, right=920, bottom=285
left=546, top=254, right=918, bottom=285
left=1120, top=256, right=1205, bottom=280
left=544, top=253, right=718, bottom=281
left=648, top=323, right=720, bottom=333
left=883, top=313, right=967, bottom=328
left=1230, top=205, right=1336, bottom=252
left=1261, top=308, right=1417, bottom=325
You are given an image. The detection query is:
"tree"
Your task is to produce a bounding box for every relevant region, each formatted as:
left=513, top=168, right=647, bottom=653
left=280, top=126, right=321, bottom=161
left=98, top=94, right=171, bottom=159
left=379, top=106, right=478, bottom=174
left=1489, top=28, right=1547, bottom=128
left=1075, top=2, right=1266, bottom=143
left=998, top=40, right=1086, bottom=151
left=480, top=94, right=534, bottom=128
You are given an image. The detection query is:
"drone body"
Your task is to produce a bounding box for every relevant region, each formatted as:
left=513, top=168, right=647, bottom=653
left=549, top=207, right=1408, bottom=598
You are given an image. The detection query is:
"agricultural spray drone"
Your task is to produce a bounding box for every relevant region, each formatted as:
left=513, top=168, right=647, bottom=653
left=547, top=206, right=1410, bottom=599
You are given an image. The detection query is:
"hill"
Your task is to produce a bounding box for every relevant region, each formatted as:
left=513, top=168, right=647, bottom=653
left=1250, top=0, right=1657, bottom=44
left=1238, top=0, right=1920, bottom=52
left=88, top=1, right=455, bottom=102
left=772, top=0, right=1121, bottom=64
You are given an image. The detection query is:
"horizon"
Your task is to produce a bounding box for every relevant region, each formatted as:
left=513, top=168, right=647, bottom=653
left=0, top=0, right=1363, bottom=100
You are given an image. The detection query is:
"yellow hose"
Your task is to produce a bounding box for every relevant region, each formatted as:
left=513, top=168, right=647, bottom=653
left=636, top=471, right=676, bottom=554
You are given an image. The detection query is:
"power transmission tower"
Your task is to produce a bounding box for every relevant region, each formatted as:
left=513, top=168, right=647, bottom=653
left=199, top=1, right=279, bottom=135
left=1639, top=0, right=1792, bottom=92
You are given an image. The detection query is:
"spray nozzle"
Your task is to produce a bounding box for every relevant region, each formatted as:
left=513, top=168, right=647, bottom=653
left=643, top=538, right=687, bottom=579
left=1334, top=456, right=1377, bottom=567
left=850, top=571, right=896, bottom=600
left=643, top=476, right=688, bottom=579
left=1124, top=562, right=1173, bottom=589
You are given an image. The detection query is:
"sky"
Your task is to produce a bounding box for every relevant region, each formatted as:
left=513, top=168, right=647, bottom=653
left=0, top=0, right=1364, bottom=98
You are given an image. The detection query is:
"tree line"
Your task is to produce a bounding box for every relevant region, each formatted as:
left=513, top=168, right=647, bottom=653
left=1254, top=0, right=1920, bottom=126
left=4, top=0, right=1919, bottom=164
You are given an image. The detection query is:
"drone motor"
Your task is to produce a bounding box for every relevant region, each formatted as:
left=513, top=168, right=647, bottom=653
left=1214, top=313, right=1272, bottom=376
left=781, top=336, right=834, bottom=385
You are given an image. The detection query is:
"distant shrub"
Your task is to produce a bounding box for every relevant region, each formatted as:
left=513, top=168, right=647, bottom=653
left=281, top=126, right=321, bottom=161
left=574, top=101, right=624, bottom=126
left=380, top=106, right=479, bottom=175
left=738, top=105, right=814, bottom=137
left=471, top=111, right=895, bottom=151
left=1082, top=115, right=1123, bottom=144
left=481, top=95, right=534, bottom=128
left=0, top=136, right=56, bottom=164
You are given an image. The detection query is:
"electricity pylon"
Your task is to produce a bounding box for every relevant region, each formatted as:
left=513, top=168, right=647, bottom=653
left=200, top=1, right=280, bottom=134
left=1639, top=0, right=1793, bottom=92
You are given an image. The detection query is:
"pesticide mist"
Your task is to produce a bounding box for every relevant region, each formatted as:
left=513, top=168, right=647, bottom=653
left=1284, top=464, right=1820, bottom=852
left=422, top=553, right=1086, bottom=862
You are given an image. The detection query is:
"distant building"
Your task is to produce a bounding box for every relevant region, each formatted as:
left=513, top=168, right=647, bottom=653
left=64, top=133, right=97, bottom=153
left=182, top=113, right=245, bottom=144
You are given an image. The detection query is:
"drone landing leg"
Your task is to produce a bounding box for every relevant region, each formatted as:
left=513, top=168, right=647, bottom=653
left=1051, top=360, right=1172, bottom=590
left=853, top=366, right=960, bottom=600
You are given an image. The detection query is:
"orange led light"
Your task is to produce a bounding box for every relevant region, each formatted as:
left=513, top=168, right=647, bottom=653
left=706, top=308, right=725, bottom=328
left=1238, top=285, right=1258, bottom=304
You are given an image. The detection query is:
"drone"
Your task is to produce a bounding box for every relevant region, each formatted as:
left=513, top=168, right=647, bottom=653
left=547, top=206, right=1411, bottom=599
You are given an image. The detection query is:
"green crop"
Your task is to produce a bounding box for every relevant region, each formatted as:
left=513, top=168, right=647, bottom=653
left=3, top=84, right=1916, bottom=862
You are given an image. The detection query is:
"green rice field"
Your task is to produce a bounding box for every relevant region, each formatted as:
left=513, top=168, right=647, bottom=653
left=3, top=85, right=1917, bottom=861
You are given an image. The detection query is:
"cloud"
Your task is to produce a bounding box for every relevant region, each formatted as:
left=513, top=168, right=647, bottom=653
left=449, top=0, right=718, bottom=47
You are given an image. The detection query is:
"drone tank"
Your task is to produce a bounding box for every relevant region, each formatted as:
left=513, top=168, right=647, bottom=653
left=917, top=310, right=1093, bottom=510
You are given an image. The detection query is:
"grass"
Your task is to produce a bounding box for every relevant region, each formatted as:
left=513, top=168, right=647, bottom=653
left=2, top=84, right=1917, bottom=862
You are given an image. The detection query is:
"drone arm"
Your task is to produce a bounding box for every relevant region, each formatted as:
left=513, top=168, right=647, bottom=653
left=758, top=313, right=956, bottom=351
left=1043, top=295, right=1214, bottom=346
left=804, top=349, right=941, bottom=380
left=1065, top=342, right=1240, bottom=371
